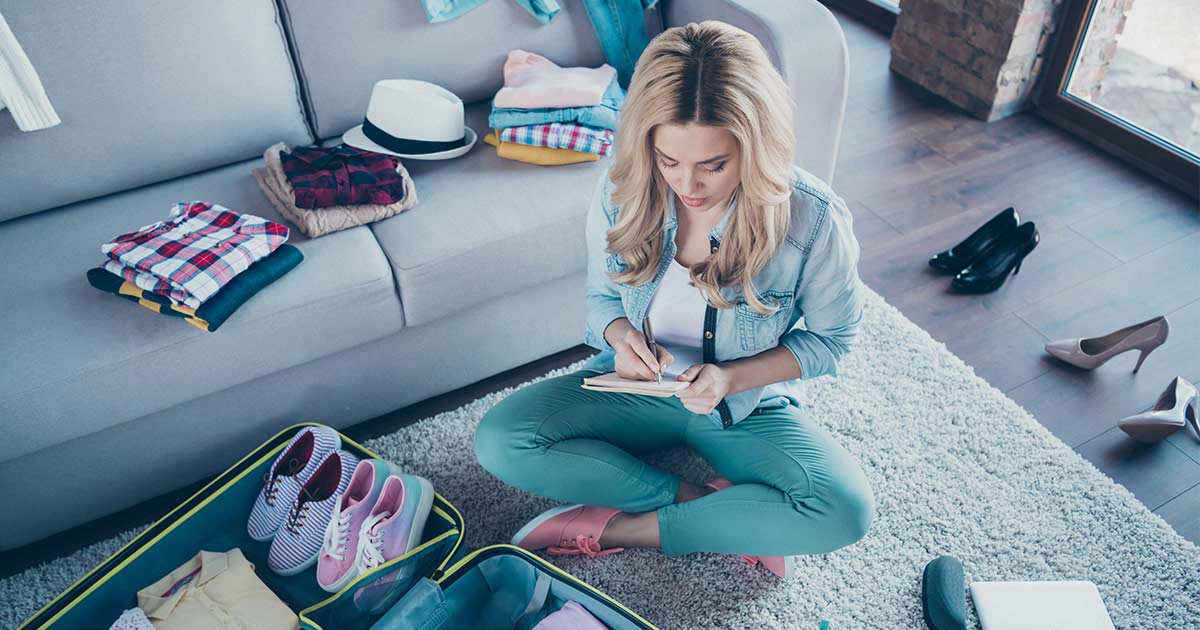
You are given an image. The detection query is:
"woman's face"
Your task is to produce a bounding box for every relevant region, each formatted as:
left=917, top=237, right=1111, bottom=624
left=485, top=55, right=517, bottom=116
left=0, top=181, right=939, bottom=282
left=652, top=123, right=742, bottom=216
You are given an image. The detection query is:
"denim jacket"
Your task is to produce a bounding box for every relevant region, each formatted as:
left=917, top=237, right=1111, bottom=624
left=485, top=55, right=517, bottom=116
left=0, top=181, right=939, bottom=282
left=581, top=164, right=865, bottom=428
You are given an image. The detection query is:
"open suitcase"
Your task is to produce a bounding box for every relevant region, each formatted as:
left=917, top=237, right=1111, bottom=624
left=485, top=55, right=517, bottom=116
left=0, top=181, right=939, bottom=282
left=373, top=545, right=657, bottom=629
left=18, top=423, right=661, bottom=629
left=18, top=423, right=464, bottom=629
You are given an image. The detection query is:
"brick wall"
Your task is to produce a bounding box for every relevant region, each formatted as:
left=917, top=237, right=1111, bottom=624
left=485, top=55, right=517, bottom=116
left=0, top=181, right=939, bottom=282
left=1068, top=0, right=1136, bottom=101
left=889, top=0, right=1072, bottom=121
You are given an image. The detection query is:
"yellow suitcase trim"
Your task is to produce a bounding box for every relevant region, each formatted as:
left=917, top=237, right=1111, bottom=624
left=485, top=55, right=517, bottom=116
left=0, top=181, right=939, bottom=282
left=19, top=422, right=464, bottom=630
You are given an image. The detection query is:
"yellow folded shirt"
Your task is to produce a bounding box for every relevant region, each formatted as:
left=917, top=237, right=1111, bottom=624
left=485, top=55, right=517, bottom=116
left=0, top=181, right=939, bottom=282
left=117, top=279, right=210, bottom=331
left=138, top=548, right=298, bottom=630
left=484, top=130, right=600, bottom=166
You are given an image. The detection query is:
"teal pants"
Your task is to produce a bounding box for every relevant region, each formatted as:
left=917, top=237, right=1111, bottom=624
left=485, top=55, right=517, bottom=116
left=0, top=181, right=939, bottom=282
left=474, top=369, right=875, bottom=557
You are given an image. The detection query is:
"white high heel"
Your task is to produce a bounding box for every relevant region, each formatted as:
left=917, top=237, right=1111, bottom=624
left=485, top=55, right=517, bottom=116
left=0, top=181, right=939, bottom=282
left=1044, top=315, right=1169, bottom=372
left=1117, top=376, right=1199, bottom=443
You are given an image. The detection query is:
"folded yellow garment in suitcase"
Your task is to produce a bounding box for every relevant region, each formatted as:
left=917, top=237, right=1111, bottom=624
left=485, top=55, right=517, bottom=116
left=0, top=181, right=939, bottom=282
left=18, top=424, right=464, bottom=630
left=20, top=423, right=660, bottom=630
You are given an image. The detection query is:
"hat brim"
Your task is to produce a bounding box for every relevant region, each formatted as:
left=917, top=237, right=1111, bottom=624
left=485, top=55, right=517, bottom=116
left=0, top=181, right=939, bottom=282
left=342, top=125, right=477, bottom=160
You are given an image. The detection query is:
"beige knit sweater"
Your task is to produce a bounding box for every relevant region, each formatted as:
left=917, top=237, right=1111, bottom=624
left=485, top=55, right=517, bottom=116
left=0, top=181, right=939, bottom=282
left=254, top=142, right=418, bottom=238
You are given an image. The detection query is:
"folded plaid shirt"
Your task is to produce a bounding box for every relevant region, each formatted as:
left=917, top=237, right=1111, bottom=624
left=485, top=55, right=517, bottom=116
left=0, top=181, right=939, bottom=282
left=280, top=144, right=407, bottom=209
left=101, top=201, right=289, bottom=308
left=498, top=122, right=613, bottom=156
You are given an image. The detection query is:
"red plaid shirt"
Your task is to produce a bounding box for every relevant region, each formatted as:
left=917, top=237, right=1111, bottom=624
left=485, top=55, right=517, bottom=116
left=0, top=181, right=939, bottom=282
left=498, top=122, right=613, bottom=155
left=101, top=201, right=289, bottom=307
left=280, top=144, right=407, bottom=209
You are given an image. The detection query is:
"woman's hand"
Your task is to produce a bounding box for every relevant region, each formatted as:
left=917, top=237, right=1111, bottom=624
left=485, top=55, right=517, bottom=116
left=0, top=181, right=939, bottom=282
left=674, top=364, right=732, bottom=414
left=614, top=328, right=674, bottom=381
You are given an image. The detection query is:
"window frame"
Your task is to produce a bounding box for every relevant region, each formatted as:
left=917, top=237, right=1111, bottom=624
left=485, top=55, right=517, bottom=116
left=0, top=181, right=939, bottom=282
left=1033, top=0, right=1200, bottom=198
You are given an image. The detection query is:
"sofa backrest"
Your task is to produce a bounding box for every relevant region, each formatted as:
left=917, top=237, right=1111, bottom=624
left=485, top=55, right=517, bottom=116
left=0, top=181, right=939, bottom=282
left=0, top=0, right=312, bottom=223
left=279, top=0, right=618, bottom=140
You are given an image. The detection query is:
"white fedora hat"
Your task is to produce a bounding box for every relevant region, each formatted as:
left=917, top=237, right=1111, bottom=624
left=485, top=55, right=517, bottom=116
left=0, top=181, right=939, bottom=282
left=343, top=79, right=477, bottom=160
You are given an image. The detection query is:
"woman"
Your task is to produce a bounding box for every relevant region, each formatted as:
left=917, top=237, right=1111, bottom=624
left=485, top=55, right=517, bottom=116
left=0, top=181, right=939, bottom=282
left=474, top=21, right=873, bottom=578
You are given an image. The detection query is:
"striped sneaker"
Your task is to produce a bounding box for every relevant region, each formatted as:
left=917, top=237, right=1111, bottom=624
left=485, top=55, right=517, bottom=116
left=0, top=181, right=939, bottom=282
left=268, top=449, right=359, bottom=576
left=316, top=458, right=392, bottom=592
left=248, top=426, right=340, bottom=542
left=706, top=477, right=797, bottom=578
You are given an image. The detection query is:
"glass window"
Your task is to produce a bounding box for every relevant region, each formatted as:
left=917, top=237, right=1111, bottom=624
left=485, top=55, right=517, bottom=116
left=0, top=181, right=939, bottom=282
left=1064, top=0, right=1200, bottom=159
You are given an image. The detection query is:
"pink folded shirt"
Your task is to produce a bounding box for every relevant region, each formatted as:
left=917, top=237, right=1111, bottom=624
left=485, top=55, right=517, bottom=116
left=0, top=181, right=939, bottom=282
left=493, top=50, right=617, bottom=109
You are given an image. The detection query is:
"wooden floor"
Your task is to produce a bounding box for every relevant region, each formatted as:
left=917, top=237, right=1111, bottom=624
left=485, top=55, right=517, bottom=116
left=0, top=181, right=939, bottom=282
left=830, top=13, right=1200, bottom=542
left=3, top=9, right=1198, bottom=581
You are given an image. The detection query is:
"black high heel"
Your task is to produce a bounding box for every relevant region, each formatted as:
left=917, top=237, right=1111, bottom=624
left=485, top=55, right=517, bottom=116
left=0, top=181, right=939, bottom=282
left=929, top=207, right=1020, bottom=274
left=951, top=221, right=1038, bottom=294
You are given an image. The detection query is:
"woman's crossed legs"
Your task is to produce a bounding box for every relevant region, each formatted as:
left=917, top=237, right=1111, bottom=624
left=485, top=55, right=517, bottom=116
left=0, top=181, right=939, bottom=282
left=474, top=369, right=874, bottom=561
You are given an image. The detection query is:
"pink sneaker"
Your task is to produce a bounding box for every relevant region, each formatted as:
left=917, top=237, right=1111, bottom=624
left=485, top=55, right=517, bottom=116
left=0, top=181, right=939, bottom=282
left=316, top=458, right=392, bottom=592
left=359, top=474, right=436, bottom=571
left=511, top=504, right=625, bottom=558
left=705, top=477, right=797, bottom=578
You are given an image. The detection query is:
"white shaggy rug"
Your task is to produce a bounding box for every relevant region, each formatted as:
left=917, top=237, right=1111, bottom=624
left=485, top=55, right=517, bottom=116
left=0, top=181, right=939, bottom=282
left=5, top=286, right=1199, bottom=628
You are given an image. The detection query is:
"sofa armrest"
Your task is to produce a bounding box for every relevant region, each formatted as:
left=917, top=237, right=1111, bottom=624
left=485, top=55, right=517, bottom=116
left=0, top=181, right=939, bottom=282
left=661, top=0, right=849, bottom=185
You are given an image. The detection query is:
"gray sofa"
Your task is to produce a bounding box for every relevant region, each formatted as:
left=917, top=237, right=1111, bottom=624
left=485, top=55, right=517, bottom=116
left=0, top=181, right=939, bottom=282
left=0, top=0, right=847, bottom=551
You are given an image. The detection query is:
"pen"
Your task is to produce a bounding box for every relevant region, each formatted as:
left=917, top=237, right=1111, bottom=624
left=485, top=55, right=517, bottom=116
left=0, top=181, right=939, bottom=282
left=642, top=316, right=661, bottom=385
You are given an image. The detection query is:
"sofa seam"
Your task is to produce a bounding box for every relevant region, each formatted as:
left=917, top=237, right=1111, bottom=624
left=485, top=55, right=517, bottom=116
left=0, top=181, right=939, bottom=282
left=272, top=0, right=320, bottom=143
left=386, top=214, right=585, bottom=325
left=363, top=224, right=408, bottom=315
left=385, top=211, right=585, bottom=273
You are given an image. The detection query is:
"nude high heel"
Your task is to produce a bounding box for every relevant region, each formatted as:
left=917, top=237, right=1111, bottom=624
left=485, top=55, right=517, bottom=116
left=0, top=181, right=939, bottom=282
left=1043, top=315, right=1169, bottom=372
left=1118, top=377, right=1199, bottom=443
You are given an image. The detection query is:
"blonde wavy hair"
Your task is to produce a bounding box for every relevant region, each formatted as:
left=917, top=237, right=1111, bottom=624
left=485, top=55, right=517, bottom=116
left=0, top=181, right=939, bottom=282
left=606, top=20, right=796, bottom=315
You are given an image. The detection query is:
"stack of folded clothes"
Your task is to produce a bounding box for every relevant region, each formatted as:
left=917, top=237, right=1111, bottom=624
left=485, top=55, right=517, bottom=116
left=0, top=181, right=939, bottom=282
left=253, top=142, right=418, bottom=238
left=87, top=201, right=302, bottom=332
left=486, top=49, right=622, bottom=166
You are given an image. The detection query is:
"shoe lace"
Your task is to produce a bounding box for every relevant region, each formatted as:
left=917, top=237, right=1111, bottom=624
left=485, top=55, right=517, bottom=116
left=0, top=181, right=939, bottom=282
left=547, top=535, right=624, bottom=558
left=284, top=487, right=316, bottom=535
left=284, top=502, right=311, bottom=535
left=322, top=510, right=353, bottom=561
left=263, top=457, right=303, bottom=507
left=263, top=472, right=282, bottom=507
left=739, top=554, right=759, bottom=567
left=359, top=512, right=390, bottom=569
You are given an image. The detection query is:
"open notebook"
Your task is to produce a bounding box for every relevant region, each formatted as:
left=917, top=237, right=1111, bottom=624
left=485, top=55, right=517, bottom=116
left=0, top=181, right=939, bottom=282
left=581, top=346, right=700, bottom=397
left=580, top=371, right=691, bottom=397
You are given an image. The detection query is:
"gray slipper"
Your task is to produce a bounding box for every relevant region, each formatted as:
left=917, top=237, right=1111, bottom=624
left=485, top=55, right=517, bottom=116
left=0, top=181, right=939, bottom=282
left=922, top=555, right=967, bottom=630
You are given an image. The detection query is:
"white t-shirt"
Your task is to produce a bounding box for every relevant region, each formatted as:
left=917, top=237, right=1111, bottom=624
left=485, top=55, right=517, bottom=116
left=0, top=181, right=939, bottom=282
left=645, top=257, right=707, bottom=378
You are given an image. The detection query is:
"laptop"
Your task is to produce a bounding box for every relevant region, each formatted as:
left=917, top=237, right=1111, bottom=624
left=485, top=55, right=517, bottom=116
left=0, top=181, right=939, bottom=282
left=969, top=581, right=1115, bottom=630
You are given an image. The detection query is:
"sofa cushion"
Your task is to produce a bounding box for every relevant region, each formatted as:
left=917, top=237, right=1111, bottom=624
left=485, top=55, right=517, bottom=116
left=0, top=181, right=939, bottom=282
left=368, top=101, right=606, bottom=326
left=279, top=0, right=610, bottom=139
left=0, top=159, right=403, bottom=463
left=0, top=0, right=312, bottom=223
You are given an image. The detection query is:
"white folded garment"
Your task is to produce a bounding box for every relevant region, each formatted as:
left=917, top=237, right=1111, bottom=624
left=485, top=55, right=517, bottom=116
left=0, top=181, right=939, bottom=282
left=0, top=11, right=61, bottom=131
